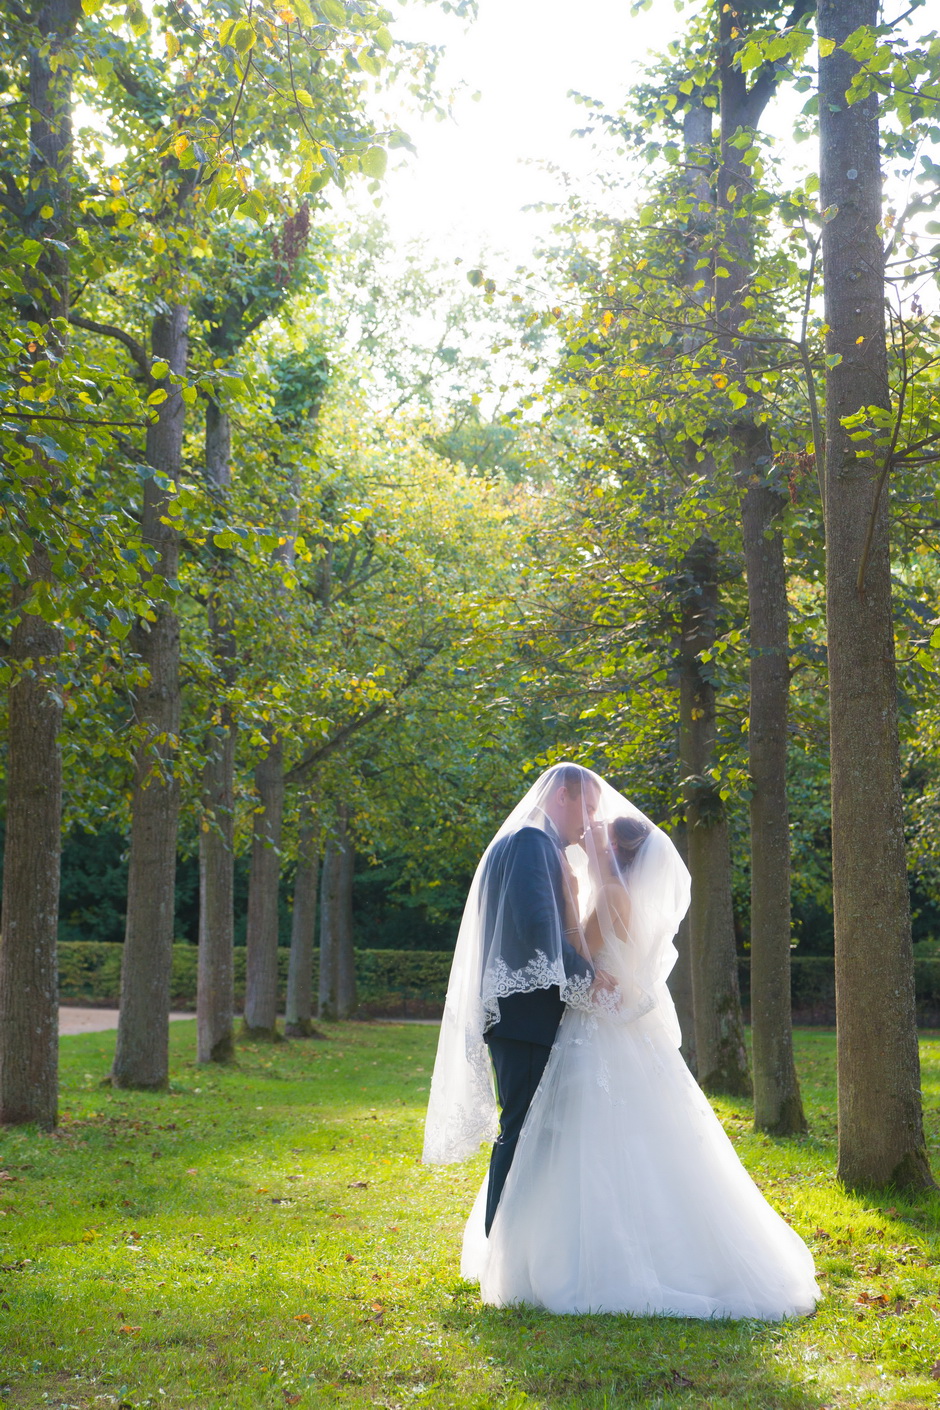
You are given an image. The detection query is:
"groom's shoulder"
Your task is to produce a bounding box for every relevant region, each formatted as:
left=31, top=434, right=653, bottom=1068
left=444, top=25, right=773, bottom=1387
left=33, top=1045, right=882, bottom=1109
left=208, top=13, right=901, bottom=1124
left=491, top=825, right=554, bottom=864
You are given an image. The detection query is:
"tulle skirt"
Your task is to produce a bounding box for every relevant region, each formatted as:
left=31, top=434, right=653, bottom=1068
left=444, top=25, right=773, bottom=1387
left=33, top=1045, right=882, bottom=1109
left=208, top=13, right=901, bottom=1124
left=461, top=1006, right=819, bottom=1320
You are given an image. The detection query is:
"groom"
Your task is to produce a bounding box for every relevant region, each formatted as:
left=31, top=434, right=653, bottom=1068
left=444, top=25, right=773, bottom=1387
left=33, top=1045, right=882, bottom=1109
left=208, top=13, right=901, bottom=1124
left=480, top=764, right=601, bottom=1234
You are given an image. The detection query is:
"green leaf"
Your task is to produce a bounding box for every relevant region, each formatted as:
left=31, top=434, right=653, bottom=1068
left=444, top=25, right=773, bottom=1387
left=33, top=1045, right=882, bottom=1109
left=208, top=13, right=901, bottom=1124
left=151, top=360, right=169, bottom=380
left=147, top=388, right=168, bottom=405
left=818, top=37, right=837, bottom=57
left=319, top=0, right=346, bottom=23
left=294, top=88, right=316, bottom=107
left=360, top=146, right=387, bottom=179
left=824, top=353, right=843, bottom=368
left=374, top=25, right=393, bottom=53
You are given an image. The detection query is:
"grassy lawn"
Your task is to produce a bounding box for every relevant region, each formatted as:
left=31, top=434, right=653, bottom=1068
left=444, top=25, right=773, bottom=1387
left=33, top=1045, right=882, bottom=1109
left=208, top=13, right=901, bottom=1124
left=1, top=1023, right=940, bottom=1410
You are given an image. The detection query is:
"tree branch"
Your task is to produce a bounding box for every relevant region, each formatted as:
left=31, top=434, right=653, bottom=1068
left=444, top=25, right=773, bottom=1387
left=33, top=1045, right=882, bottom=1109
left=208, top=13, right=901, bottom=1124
left=284, top=657, right=435, bottom=784
left=68, top=314, right=150, bottom=378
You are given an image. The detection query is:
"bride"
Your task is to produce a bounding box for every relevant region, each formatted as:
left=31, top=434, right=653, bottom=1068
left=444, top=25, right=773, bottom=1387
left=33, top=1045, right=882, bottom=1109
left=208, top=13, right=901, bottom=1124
left=424, top=765, right=819, bottom=1320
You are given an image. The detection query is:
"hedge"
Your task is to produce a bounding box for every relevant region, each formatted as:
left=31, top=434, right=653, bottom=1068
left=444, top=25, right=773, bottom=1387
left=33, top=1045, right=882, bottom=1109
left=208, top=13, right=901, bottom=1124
left=738, top=956, right=940, bottom=1026
left=56, top=943, right=940, bottom=1025
left=57, top=941, right=452, bottom=1014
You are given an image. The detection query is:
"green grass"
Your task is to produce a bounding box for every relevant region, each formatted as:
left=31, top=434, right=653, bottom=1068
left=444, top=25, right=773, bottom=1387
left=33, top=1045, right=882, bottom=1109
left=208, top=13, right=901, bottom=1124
left=2, top=1024, right=940, bottom=1410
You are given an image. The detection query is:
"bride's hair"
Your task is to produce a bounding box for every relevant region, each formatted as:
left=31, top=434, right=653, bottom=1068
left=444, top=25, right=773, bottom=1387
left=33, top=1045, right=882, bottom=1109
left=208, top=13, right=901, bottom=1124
left=611, top=816, right=651, bottom=873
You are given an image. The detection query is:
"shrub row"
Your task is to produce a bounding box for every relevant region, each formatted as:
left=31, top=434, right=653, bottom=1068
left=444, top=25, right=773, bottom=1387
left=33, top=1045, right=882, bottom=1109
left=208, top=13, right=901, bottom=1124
left=57, top=943, right=940, bottom=1024
left=58, top=941, right=452, bottom=1013
left=737, top=956, right=940, bottom=1025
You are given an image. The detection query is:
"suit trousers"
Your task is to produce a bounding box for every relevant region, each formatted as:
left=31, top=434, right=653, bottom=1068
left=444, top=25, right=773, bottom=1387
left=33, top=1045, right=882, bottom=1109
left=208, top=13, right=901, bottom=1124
left=484, top=1036, right=552, bottom=1235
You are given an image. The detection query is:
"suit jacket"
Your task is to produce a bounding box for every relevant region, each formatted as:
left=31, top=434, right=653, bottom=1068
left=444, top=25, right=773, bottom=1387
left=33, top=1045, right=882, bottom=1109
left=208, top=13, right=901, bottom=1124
left=480, top=824, right=594, bottom=1048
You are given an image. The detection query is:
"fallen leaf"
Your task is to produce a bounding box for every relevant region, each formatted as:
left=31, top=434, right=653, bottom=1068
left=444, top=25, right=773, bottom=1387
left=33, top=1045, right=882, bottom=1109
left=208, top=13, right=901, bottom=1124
left=370, top=1301, right=384, bottom=1313
left=814, top=1228, right=830, bottom=1240
left=348, top=1181, right=368, bottom=1190
left=344, top=1254, right=355, bottom=1263
left=284, top=1396, right=301, bottom=1407
left=931, top=1361, right=940, bottom=1380
left=293, top=1313, right=312, bottom=1324
left=118, top=1325, right=141, bottom=1336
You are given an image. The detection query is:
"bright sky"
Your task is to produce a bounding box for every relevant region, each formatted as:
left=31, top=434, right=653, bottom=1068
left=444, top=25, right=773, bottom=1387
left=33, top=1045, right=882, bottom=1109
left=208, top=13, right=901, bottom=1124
left=370, top=0, right=690, bottom=270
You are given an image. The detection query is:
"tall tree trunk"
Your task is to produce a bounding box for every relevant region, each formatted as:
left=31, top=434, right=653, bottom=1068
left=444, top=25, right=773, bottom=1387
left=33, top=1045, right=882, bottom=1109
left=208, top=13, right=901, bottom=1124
left=667, top=825, right=697, bottom=1076
left=818, top=0, right=932, bottom=1189
left=713, top=0, right=806, bottom=1134
left=286, top=800, right=320, bottom=1037
left=242, top=467, right=299, bottom=1037
left=0, top=0, right=80, bottom=1128
left=740, top=475, right=805, bottom=1131
left=243, top=735, right=286, bottom=1037
left=318, top=827, right=340, bottom=1022
left=678, top=537, right=751, bottom=1096
left=335, top=814, right=357, bottom=1019
left=197, top=398, right=236, bottom=1064
left=112, top=304, right=188, bottom=1090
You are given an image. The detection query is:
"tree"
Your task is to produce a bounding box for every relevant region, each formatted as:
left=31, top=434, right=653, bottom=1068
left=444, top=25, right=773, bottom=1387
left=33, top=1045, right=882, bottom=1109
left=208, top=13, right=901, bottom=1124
left=0, top=0, right=82, bottom=1128
left=714, top=0, right=810, bottom=1132
left=817, top=0, right=932, bottom=1189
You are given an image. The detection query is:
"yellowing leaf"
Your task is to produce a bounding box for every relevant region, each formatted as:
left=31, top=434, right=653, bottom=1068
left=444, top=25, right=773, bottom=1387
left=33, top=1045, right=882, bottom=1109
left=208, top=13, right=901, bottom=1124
left=856, top=335, right=865, bottom=344
left=173, top=134, right=189, bottom=159
left=166, top=29, right=179, bottom=59
left=819, top=37, right=837, bottom=56
left=40, top=204, right=54, bottom=219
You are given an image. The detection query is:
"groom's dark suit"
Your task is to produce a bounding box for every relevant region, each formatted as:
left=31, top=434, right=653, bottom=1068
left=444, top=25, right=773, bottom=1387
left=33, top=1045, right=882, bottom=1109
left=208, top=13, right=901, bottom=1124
left=481, top=822, right=594, bottom=1234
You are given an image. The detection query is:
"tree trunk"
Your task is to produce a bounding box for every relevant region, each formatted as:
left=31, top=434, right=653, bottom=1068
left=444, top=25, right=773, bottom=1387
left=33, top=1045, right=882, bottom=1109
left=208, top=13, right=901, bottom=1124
left=335, top=815, right=357, bottom=1019
left=0, top=565, right=63, bottom=1128
left=0, top=0, right=80, bottom=1128
left=318, top=831, right=340, bottom=1022
left=713, top=0, right=806, bottom=1135
left=678, top=537, right=751, bottom=1096
left=197, top=399, right=236, bottom=1064
left=741, top=476, right=805, bottom=1132
left=318, top=804, right=353, bottom=1023
left=243, top=735, right=285, bottom=1038
left=666, top=825, right=697, bottom=1076
left=112, top=304, right=188, bottom=1090
left=818, top=0, right=932, bottom=1189
left=286, top=801, right=320, bottom=1037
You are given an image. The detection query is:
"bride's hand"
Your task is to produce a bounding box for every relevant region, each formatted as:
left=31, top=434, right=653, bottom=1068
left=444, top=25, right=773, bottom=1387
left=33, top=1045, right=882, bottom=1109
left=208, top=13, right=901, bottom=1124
left=591, top=967, right=619, bottom=999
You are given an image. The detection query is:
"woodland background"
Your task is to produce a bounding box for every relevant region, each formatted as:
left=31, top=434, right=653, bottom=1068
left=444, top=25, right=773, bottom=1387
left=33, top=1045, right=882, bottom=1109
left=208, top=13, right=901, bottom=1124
left=1, top=0, right=940, bottom=1190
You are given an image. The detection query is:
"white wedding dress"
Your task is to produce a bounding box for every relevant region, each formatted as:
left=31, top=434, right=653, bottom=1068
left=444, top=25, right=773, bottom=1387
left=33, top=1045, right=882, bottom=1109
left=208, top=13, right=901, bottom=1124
left=460, top=944, right=820, bottom=1320
left=424, top=766, right=819, bottom=1321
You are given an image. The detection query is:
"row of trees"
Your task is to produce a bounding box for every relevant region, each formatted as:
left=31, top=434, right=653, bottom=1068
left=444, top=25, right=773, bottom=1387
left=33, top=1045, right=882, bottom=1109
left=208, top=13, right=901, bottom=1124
left=0, top=0, right=535, bottom=1113
left=3, top=0, right=940, bottom=1198
left=483, top=0, right=940, bottom=1188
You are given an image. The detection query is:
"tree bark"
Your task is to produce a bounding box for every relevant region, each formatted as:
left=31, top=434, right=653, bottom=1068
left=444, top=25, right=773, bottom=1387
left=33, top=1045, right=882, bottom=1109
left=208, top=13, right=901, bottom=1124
left=243, top=735, right=285, bottom=1037
left=318, top=804, right=354, bottom=1022
left=286, top=801, right=320, bottom=1037
left=713, top=0, right=806, bottom=1135
left=335, top=816, right=357, bottom=1019
left=112, top=304, right=188, bottom=1090
left=197, top=399, right=236, bottom=1064
left=0, top=0, right=80, bottom=1128
left=818, top=0, right=932, bottom=1189
left=678, top=537, right=751, bottom=1096
left=666, top=825, right=697, bottom=1076
left=318, top=830, right=340, bottom=1022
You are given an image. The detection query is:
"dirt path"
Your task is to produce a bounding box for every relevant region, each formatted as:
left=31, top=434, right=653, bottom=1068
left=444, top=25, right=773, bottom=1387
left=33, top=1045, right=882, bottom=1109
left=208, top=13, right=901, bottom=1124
left=59, top=1007, right=193, bottom=1036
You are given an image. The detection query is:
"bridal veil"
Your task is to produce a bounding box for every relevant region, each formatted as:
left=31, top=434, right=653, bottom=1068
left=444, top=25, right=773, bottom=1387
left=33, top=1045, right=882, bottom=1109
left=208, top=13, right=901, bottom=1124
left=422, top=763, right=691, bottom=1165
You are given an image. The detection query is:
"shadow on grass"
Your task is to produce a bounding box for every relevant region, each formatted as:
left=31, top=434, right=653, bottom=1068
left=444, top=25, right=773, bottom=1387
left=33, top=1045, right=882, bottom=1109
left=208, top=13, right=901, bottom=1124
left=452, top=1295, right=828, bottom=1410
